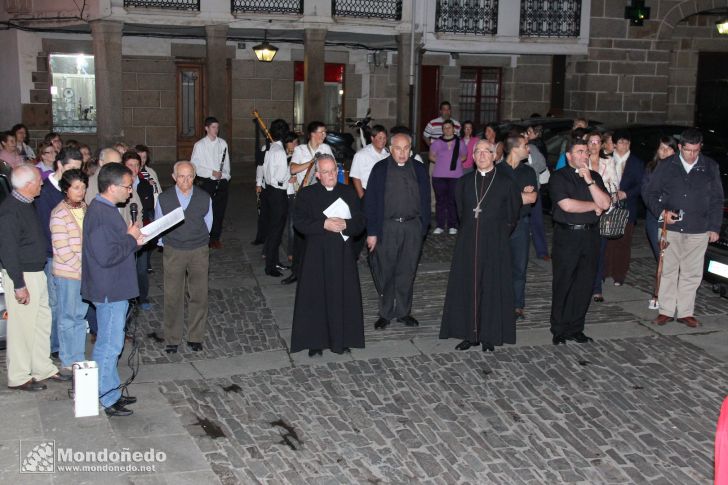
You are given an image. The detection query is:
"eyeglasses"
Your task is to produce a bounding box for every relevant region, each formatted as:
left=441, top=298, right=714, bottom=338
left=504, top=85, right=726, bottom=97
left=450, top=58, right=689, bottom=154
left=314, top=130, right=327, bottom=135
left=116, top=184, right=133, bottom=191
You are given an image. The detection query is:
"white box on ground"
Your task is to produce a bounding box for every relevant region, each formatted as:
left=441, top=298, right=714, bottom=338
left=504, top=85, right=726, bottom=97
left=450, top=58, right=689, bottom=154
left=73, top=361, right=99, bottom=417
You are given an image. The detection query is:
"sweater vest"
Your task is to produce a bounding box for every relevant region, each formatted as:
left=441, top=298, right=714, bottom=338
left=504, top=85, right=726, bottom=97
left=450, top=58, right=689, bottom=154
left=158, top=188, right=210, bottom=250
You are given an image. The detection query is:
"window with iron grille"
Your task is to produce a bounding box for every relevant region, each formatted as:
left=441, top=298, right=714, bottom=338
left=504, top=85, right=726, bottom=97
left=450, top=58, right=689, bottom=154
left=520, top=0, right=581, bottom=37
left=231, top=0, right=302, bottom=14
left=459, top=67, right=501, bottom=128
left=332, top=0, right=402, bottom=20
left=435, top=0, right=498, bottom=35
left=123, top=0, right=199, bottom=10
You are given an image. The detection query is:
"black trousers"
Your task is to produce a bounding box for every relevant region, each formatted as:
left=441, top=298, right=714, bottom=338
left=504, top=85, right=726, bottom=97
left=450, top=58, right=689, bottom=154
left=373, top=219, right=422, bottom=320
left=263, top=187, right=288, bottom=271
left=550, top=225, right=600, bottom=337
left=196, top=177, right=229, bottom=242
left=254, top=191, right=267, bottom=244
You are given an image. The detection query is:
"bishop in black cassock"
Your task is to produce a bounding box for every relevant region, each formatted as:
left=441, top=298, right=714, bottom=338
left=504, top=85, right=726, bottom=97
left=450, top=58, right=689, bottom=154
left=439, top=139, right=521, bottom=351
left=290, top=155, right=366, bottom=356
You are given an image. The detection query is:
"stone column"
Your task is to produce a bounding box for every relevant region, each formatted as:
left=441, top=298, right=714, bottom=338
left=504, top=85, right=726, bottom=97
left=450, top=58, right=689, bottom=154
left=206, top=24, right=229, bottom=135
left=396, top=32, right=422, bottom=127
left=91, top=20, right=123, bottom=148
left=304, top=28, right=327, bottom=124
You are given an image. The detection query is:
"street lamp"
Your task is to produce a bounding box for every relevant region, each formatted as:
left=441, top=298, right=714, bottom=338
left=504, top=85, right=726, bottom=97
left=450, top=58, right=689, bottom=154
left=253, top=32, right=278, bottom=62
left=717, top=18, right=728, bottom=35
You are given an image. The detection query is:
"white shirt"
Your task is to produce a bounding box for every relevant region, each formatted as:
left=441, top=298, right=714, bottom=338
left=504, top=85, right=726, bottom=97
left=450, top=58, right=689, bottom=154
left=191, top=136, right=230, bottom=180
left=256, top=165, right=265, bottom=188
left=679, top=153, right=696, bottom=174
left=290, top=142, right=334, bottom=188
left=350, top=144, right=389, bottom=189
left=263, top=141, right=289, bottom=191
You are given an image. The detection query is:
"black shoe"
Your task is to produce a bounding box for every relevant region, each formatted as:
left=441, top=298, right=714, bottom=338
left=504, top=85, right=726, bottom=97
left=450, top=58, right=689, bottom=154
left=281, top=274, right=297, bottom=285
left=482, top=342, right=495, bottom=352
left=265, top=269, right=283, bottom=277
left=105, top=401, right=133, bottom=417
left=374, top=317, right=390, bottom=330
left=187, top=341, right=203, bottom=352
left=397, top=315, right=419, bottom=327
left=8, top=379, right=47, bottom=392
left=552, top=335, right=566, bottom=345
left=308, top=349, right=323, bottom=357
left=455, top=340, right=475, bottom=350
left=251, top=239, right=264, bottom=246
left=118, top=395, right=137, bottom=406
left=276, top=263, right=291, bottom=271
left=567, top=332, right=593, bottom=344
left=165, top=345, right=178, bottom=354
left=50, top=351, right=59, bottom=359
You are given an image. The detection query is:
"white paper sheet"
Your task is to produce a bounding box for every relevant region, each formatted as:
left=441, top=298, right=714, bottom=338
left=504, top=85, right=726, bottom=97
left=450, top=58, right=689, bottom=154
left=323, top=197, right=351, bottom=241
left=141, top=207, right=185, bottom=240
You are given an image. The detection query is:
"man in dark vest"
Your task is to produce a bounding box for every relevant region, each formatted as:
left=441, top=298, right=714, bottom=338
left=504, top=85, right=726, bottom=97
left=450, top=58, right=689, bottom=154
left=155, top=161, right=212, bottom=354
left=365, top=132, right=431, bottom=329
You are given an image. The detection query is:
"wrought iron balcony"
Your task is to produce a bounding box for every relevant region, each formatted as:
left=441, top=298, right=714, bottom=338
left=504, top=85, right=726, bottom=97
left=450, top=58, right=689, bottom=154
left=332, top=0, right=402, bottom=21
left=520, top=0, right=581, bottom=37
left=123, top=0, right=200, bottom=10
left=435, top=0, right=498, bottom=36
left=231, top=0, right=303, bottom=15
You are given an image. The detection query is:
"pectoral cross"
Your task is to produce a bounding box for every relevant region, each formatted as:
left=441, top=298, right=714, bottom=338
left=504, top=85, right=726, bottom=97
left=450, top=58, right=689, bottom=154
left=473, top=205, right=482, bottom=218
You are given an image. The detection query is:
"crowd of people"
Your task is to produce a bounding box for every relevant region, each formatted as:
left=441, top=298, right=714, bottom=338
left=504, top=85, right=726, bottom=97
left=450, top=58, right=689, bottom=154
left=256, top=104, right=723, bottom=357
left=0, top=106, right=722, bottom=414
left=0, top=119, right=227, bottom=417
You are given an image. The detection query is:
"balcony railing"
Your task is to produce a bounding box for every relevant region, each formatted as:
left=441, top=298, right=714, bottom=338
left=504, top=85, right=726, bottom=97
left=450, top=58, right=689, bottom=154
left=231, top=0, right=303, bottom=15
left=435, top=0, right=498, bottom=36
left=519, top=0, right=581, bottom=37
left=123, top=0, right=200, bottom=10
left=332, top=0, right=402, bottom=21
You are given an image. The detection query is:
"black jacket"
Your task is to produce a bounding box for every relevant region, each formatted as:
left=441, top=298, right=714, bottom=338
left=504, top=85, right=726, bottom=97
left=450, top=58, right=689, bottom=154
left=644, top=153, right=723, bottom=234
left=0, top=194, right=47, bottom=288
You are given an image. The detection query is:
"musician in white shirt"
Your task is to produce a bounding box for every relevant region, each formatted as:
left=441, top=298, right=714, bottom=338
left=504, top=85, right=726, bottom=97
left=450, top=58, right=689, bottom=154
left=261, top=119, right=293, bottom=277
left=289, top=121, right=334, bottom=189
left=191, top=117, right=230, bottom=249
left=350, top=125, right=389, bottom=198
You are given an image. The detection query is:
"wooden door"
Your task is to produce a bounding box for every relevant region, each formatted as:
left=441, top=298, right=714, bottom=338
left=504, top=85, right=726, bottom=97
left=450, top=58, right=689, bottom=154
left=419, top=65, right=440, bottom=150
left=176, top=63, right=205, bottom=161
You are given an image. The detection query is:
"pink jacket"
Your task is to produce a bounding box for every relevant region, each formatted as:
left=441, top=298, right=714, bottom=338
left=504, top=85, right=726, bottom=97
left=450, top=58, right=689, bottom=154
left=50, top=201, right=86, bottom=280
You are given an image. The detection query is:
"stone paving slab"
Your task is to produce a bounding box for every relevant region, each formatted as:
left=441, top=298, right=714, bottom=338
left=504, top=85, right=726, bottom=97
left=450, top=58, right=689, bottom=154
left=161, top=335, right=725, bottom=484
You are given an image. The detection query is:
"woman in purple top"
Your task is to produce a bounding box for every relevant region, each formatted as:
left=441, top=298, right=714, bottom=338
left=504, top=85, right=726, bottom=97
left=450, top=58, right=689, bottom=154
left=428, top=119, right=465, bottom=235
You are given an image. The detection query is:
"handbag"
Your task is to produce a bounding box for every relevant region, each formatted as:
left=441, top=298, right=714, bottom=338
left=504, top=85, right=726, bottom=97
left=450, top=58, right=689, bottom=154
left=599, top=199, right=629, bottom=239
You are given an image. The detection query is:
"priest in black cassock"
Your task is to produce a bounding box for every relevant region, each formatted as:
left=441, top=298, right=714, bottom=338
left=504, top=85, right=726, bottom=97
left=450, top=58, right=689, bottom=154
left=439, top=139, right=522, bottom=351
left=290, top=154, right=366, bottom=357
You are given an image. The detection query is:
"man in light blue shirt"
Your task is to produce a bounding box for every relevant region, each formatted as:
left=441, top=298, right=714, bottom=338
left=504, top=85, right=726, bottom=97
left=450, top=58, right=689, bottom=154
left=154, top=161, right=212, bottom=354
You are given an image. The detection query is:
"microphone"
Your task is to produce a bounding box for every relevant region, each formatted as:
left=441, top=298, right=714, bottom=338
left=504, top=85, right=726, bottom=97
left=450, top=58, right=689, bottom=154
left=130, top=203, right=138, bottom=224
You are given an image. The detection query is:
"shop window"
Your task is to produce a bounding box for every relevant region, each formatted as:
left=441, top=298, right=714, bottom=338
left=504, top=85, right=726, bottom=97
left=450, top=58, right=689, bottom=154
left=49, top=54, right=96, bottom=133
left=293, top=62, right=344, bottom=133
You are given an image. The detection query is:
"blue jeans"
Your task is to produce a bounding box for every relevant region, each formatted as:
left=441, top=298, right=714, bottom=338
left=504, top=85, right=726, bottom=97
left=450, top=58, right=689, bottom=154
left=92, top=299, right=127, bottom=408
left=529, top=194, right=549, bottom=258
left=510, top=216, right=531, bottom=309
left=55, top=277, right=89, bottom=368
left=45, top=258, right=59, bottom=353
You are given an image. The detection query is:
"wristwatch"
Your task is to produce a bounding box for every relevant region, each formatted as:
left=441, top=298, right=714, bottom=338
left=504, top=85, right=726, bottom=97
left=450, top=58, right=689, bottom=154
left=587, top=180, right=595, bottom=186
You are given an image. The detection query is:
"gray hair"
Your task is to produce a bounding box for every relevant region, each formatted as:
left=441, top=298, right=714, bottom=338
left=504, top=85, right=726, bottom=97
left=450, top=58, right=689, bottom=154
left=173, top=160, right=196, bottom=177
left=98, top=147, right=121, bottom=166
left=11, top=163, right=39, bottom=189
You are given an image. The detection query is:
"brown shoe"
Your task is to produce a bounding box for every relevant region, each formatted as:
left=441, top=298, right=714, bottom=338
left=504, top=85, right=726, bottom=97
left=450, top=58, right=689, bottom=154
left=9, top=379, right=47, bottom=392
left=677, top=316, right=700, bottom=327
left=653, top=314, right=674, bottom=326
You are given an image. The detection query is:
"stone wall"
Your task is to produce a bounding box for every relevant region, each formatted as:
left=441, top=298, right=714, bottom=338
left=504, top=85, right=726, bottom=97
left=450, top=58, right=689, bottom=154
left=668, top=13, right=728, bottom=125
left=502, top=55, right=552, bottom=120
left=230, top=59, right=294, bottom=163
left=367, top=62, right=398, bottom=131
left=121, top=56, right=176, bottom=165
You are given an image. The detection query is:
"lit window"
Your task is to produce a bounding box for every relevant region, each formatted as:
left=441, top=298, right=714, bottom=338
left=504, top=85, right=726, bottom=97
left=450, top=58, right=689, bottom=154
left=49, top=54, right=96, bottom=133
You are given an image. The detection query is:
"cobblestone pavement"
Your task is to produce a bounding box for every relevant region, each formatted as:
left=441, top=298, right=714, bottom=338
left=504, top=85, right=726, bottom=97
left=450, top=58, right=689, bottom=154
left=164, top=336, right=725, bottom=484
left=1, top=182, right=726, bottom=484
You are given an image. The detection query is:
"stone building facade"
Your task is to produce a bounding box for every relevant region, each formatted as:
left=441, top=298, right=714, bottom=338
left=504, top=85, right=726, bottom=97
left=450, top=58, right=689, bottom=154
left=3, top=0, right=727, bottom=175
